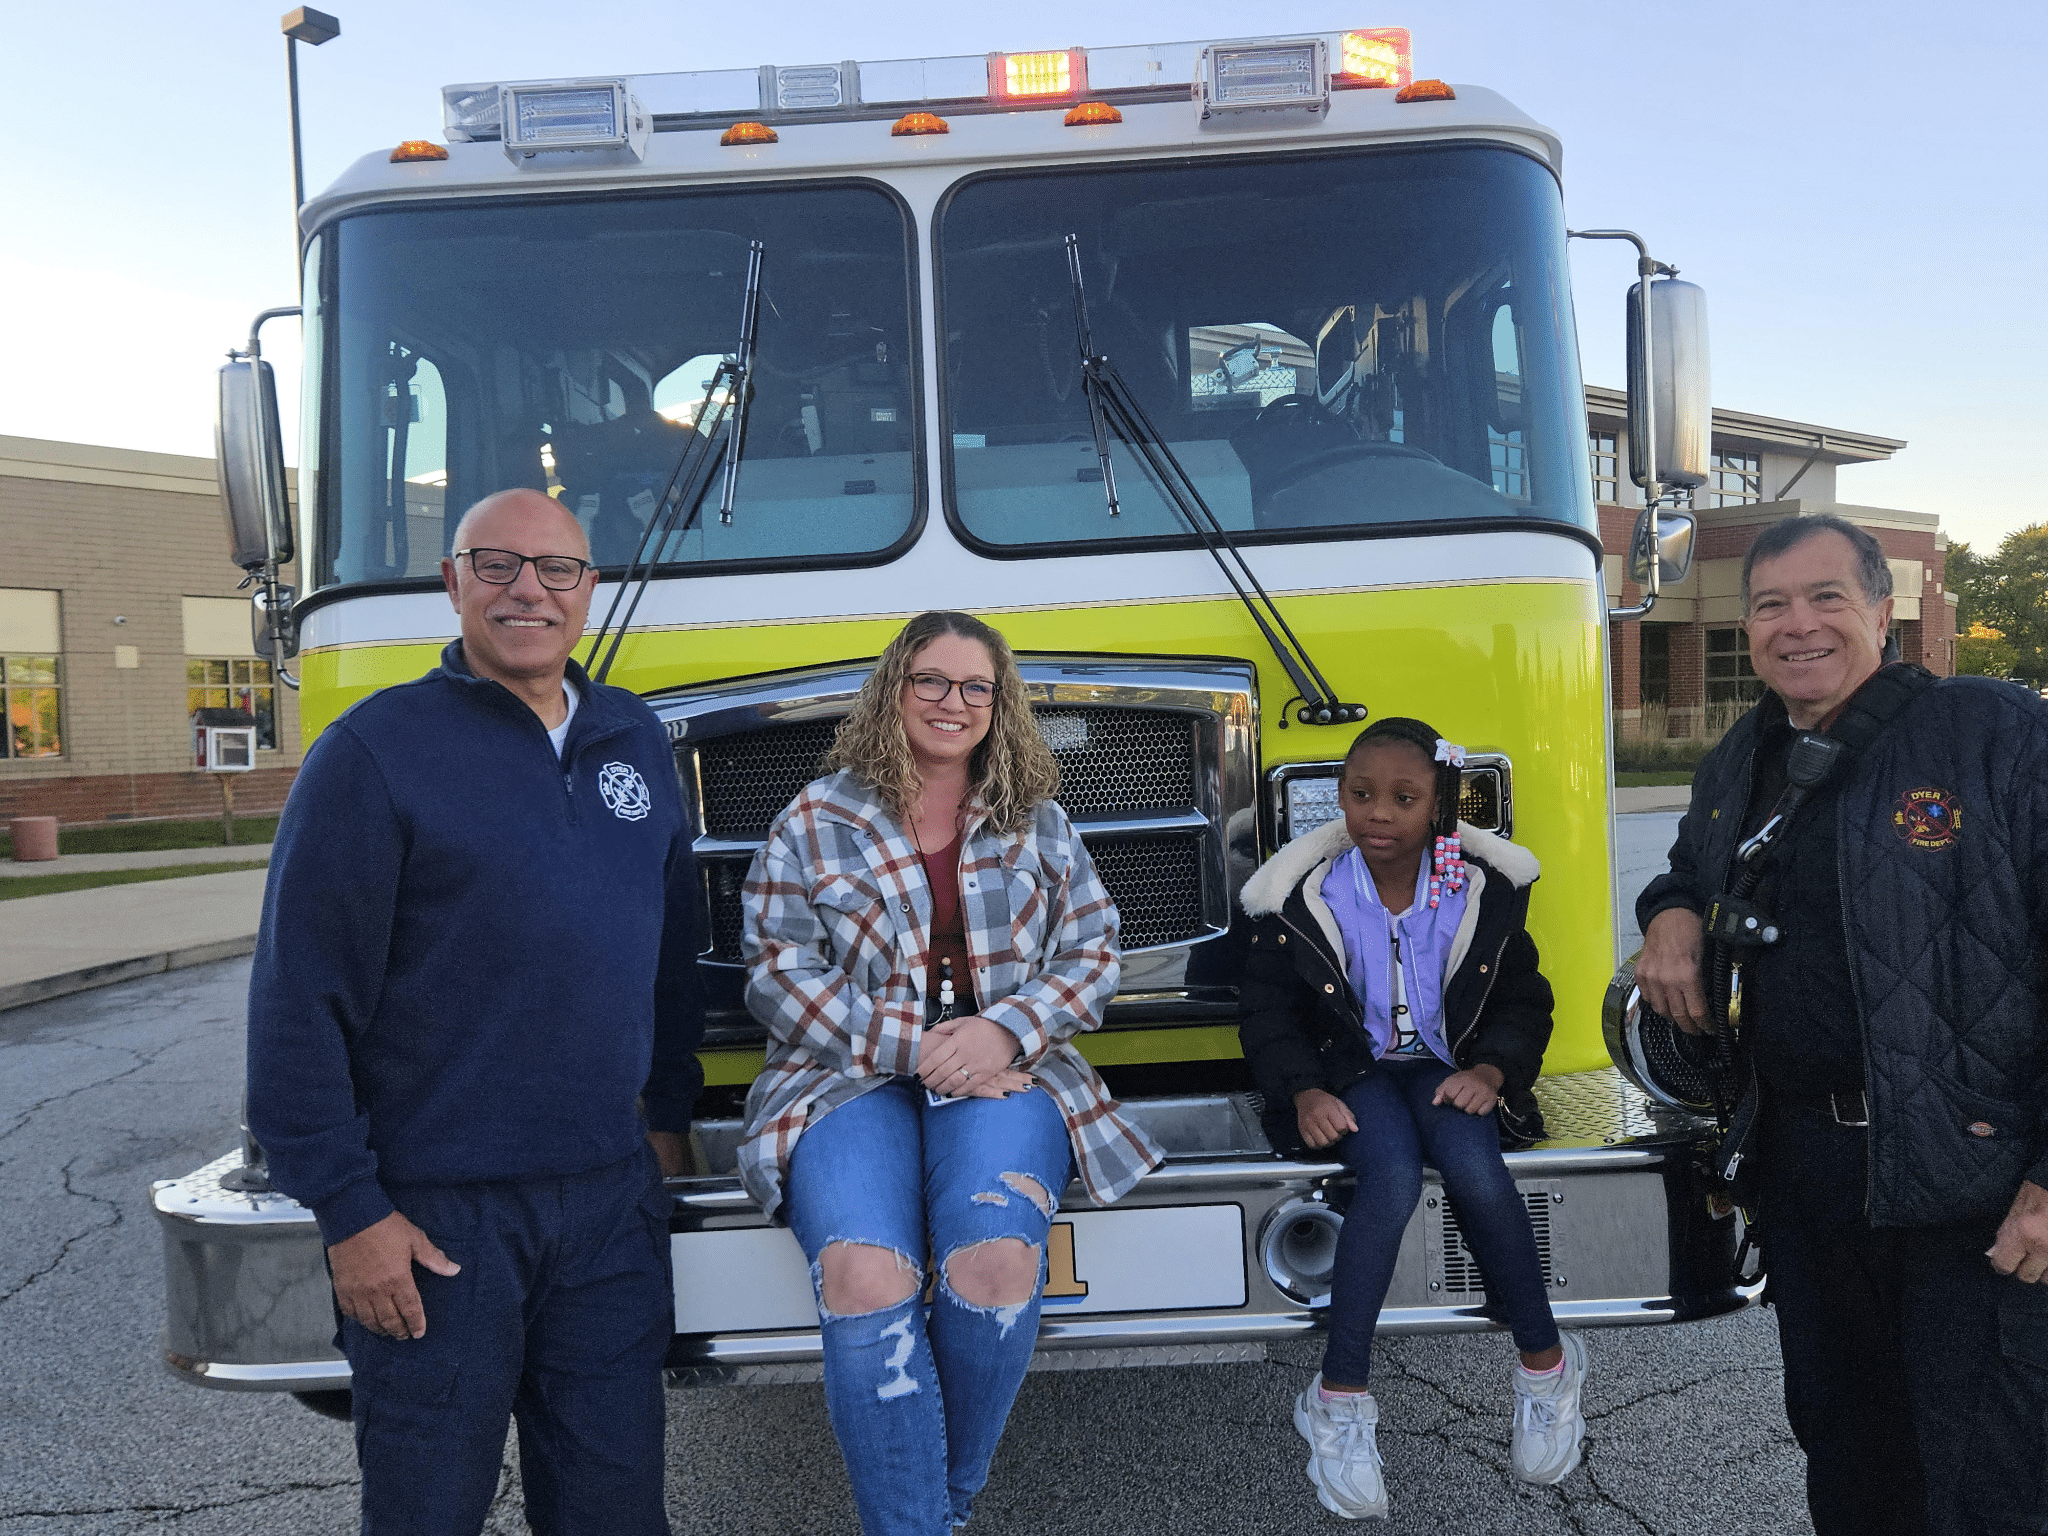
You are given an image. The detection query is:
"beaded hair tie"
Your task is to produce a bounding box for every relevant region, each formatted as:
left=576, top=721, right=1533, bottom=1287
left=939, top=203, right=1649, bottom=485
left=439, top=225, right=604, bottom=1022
left=1428, top=739, right=1468, bottom=908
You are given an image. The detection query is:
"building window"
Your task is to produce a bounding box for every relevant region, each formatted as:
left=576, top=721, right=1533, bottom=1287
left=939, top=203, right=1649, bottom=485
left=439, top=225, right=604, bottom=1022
left=1489, top=428, right=1526, bottom=499
left=1640, top=625, right=1671, bottom=707
left=187, top=658, right=277, bottom=749
left=1707, top=449, right=1762, bottom=507
left=1705, top=627, right=1764, bottom=709
left=1590, top=432, right=1619, bottom=503
left=1, top=656, right=63, bottom=759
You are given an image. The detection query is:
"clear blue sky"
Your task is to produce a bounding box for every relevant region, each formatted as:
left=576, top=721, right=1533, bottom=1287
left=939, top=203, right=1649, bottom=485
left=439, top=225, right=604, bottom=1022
left=5, top=0, right=2041, bottom=550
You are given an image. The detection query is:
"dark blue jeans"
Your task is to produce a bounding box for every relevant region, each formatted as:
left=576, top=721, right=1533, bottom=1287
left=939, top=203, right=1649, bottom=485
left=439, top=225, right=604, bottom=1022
left=1321, top=1058, right=1558, bottom=1386
left=342, top=1145, right=675, bottom=1536
left=785, top=1078, right=1073, bottom=1536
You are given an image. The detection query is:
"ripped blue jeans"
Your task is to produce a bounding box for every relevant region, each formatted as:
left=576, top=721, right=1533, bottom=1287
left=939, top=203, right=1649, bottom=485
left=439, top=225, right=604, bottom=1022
left=784, top=1077, right=1073, bottom=1536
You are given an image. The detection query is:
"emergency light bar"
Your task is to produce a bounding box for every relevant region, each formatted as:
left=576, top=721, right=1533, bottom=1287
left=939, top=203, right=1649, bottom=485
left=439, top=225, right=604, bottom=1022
left=497, top=80, right=649, bottom=162
left=440, top=27, right=1415, bottom=143
left=1201, top=38, right=1328, bottom=114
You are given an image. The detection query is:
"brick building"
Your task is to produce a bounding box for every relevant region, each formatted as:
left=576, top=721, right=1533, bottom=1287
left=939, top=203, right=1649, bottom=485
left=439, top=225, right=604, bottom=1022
left=1588, top=389, right=1953, bottom=740
left=0, top=437, right=303, bottom=826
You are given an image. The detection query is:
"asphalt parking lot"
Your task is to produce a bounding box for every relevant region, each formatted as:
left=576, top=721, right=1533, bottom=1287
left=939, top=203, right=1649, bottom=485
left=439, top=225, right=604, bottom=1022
left=0, top=813, right=1814, bottom=1535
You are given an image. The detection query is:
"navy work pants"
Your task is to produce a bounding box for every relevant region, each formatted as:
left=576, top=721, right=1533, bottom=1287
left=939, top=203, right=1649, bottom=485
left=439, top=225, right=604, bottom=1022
left=342, top=1145, right=676, bottom=1535
left=1758, top=1098, right=2048, bottom=1536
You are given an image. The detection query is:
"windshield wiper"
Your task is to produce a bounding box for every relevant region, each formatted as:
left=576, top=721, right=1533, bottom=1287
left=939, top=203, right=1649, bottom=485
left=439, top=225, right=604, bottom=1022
left=1063, top=234, right=1366, bottom=728
left=584, top=239, right=764, bottom=684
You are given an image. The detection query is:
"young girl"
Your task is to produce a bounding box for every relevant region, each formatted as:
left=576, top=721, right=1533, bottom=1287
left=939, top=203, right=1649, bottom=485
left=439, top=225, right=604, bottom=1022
left=1238, top=717, right=1586, bottom=1519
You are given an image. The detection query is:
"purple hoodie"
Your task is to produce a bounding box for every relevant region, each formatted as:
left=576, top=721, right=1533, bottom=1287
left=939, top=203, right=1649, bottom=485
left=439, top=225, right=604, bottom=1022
left=1322, top=844, right=1468, bottom=1065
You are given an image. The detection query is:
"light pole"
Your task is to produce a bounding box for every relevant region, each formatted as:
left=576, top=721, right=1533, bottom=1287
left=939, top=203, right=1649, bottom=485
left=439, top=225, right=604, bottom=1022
left=281, top=7, right=341, bottom=242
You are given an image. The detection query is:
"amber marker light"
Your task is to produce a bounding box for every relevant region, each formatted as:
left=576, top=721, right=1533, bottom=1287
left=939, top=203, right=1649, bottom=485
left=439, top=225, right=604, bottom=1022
left=389, top=140, right=449, bottom=162
left=1063, top=101, right=1122, bottom=127
left=720, top=121, right=779, bottom=146
left=1336, top=27, right=1412, bottom=89
left=891, top=111, right=950, bottom=136
left=1395, top=79, right=1456, bottom=103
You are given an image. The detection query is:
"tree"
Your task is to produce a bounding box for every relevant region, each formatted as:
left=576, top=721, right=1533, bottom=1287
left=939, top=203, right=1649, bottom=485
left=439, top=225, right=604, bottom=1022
left=1977, top=525, right=2048, bottom=686
left=1956, top=621, right=2017, bottom=679
left=1945, top=540, right=1995, bottom=631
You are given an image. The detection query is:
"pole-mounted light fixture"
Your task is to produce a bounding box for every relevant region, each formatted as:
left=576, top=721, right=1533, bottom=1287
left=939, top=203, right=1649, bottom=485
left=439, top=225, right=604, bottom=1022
left=281, top=7, right=341, bottom=228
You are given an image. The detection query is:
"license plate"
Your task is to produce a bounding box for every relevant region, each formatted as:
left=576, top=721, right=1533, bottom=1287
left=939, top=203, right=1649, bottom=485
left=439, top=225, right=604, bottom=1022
left=672, top=1203, right=1245, bottom=1334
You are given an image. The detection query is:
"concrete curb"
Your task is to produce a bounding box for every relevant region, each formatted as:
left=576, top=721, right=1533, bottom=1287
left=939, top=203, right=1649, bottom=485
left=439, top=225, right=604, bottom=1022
left=0, top=934, right=258, bottom=1013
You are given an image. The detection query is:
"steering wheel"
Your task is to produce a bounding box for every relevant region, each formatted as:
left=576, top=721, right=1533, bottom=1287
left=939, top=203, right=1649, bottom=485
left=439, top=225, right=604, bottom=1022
left=1260, top=438, right=1443, bottom=503
left=1248, top=394, right=1340, bottom=430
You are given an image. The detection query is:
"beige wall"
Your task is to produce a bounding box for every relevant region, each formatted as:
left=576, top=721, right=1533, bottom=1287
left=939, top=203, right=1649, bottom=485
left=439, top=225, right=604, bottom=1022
left=0, top=436, right=302, bottom=813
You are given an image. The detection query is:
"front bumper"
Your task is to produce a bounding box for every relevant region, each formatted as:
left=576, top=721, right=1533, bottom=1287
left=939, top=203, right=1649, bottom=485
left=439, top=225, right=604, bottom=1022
left=151, top=1069, right=1755, bottom=1393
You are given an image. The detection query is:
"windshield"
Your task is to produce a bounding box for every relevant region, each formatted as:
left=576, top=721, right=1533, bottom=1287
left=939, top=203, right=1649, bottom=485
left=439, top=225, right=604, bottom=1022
left=305, top=182, right=919, bottom=591
left=938, top=146, right=1592, bottom=550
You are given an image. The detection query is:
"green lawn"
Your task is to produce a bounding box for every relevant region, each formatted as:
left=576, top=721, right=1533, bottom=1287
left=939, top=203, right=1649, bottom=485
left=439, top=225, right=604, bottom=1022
left=0, top=815, right=279, bottom=860
left=1616, top=771, right=1697, bottom=788
left=0, top=861, right=271, bottom=902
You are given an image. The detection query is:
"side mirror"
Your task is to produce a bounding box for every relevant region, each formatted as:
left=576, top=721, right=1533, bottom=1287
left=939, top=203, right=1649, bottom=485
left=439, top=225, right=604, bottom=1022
left=215, top=355, right=294, bottom=571
left=1628, top=507, right=1695, bottom=586
left=1626, top=278, right=1711, bottom=492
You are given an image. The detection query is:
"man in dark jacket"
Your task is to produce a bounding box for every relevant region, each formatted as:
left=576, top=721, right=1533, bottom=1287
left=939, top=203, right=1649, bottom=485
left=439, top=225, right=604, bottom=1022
left=248, top=489, right=703, bottom=1535
left=1635, top=513, right=2048, bottom=1536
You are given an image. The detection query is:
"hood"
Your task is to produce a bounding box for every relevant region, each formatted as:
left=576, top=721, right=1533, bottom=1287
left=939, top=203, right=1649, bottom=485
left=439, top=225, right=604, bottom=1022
left=1238, top=818, right=1538, bottom=918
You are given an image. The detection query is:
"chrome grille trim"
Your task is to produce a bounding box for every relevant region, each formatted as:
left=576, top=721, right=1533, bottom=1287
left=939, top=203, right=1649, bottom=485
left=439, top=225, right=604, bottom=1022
left=650, top=660, right=1257, bottom=973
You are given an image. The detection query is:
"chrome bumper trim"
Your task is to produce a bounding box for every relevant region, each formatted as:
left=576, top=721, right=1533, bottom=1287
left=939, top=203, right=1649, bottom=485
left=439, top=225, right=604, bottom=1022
left=162, top=1348, right=350, bottom=1392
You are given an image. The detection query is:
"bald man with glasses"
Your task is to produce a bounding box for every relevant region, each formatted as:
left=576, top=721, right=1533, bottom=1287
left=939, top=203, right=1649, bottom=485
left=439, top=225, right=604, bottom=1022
left=248, top=488, right=703, bottom=1535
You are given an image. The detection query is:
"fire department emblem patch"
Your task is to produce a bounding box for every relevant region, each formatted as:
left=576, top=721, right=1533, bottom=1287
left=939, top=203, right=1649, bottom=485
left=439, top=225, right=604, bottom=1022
left=597, top=761, right=652, bottom=822
left=1892, top=786, right=1961, bottom=851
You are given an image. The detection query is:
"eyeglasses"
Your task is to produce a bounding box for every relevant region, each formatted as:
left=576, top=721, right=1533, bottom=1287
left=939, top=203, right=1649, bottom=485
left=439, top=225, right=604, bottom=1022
left=908, top=673, right=998, bottom=708
left=456, top=548, right=594, bottom=591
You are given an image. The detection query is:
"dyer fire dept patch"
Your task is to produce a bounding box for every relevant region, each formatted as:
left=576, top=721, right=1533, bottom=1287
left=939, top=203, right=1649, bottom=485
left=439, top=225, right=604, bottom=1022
left=598, top=761, right=652, bottom=822
left=1892, top=786, right=1961, bottom=851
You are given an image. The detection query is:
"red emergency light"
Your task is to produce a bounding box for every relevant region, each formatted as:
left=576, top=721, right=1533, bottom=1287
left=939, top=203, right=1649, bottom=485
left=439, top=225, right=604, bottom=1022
left=1334, top=27, right=1412, bottom=90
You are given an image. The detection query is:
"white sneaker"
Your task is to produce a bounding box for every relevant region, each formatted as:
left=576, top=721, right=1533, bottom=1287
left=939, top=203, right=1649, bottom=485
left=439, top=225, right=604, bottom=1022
left=1292, top=1375, right=1390, bottom=1519
left=1511, top=1331, right=1588, bottom=1485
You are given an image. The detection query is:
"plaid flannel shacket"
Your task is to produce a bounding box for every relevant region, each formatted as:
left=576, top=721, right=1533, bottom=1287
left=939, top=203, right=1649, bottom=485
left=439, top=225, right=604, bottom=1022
left=736, top=769, right=1163, bottom=1221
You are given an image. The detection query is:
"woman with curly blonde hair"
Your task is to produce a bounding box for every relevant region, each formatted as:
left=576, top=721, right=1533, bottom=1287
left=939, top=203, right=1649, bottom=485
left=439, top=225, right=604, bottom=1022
left=737, top=610, right=1161, bottom=1535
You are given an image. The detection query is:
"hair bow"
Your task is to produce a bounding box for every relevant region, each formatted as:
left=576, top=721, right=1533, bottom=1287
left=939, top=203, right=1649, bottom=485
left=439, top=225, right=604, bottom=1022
left=1433, top=739, right=1467, bottom=769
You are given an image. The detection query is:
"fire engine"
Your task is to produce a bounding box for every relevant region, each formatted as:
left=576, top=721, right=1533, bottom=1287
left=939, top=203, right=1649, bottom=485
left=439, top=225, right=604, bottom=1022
left=156, top=25, right=1727, bottom=1405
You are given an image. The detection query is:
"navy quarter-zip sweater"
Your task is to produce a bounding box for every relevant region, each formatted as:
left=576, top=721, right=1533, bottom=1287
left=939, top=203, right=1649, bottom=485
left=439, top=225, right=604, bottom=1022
left=247, top=641, right=705, bottom=1247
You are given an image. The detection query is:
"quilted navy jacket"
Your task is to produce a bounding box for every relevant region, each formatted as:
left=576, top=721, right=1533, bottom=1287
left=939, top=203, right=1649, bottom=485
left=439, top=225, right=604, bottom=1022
left=1638, top=671, right=2048, bottom=1226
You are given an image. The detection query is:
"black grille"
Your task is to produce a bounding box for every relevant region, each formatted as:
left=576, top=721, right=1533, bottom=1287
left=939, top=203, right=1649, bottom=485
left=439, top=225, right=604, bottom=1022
left=688, top=703, right=1211, bottom=963
left=1086, top=831, right=1207, bottom=951
left=703, top=858, right=751, bottom=963
left=1036, top=709, right=1198, bottom=816
left=700, top=831, right=1211, bottom=963
left=1439, top=1189, right=1555, bottom=1294
left=692, top=707, right=1198, bottom=840
left=695, top=721, right=841, bottom=839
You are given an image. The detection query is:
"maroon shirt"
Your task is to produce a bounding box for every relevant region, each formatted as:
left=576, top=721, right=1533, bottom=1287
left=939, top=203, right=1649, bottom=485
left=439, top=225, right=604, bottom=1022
left=921, top=833, right=977, bottom=1012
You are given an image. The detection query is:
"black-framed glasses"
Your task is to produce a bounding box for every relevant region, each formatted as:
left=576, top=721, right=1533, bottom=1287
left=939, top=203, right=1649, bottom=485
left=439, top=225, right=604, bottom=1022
left=909, top=673, right=998, bottom=708
left=456, top=548, right=594, bottom=591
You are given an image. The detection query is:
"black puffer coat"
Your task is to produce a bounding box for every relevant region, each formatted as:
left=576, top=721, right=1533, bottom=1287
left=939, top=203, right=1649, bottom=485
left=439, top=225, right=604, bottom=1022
left=1637, top=671, right=2048, bottom=1226
left=1238, top=819, right=1554, bottom=1154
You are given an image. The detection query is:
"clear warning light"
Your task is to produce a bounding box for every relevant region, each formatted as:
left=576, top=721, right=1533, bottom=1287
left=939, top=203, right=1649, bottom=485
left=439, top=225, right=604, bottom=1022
left=1000, top=49, right=1082, bottom=98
